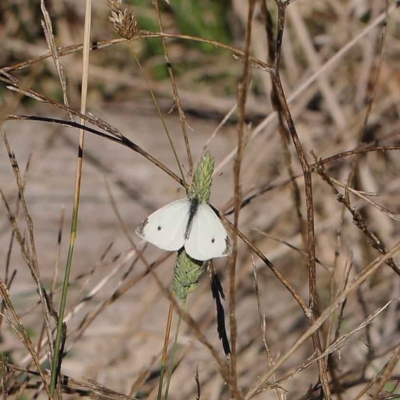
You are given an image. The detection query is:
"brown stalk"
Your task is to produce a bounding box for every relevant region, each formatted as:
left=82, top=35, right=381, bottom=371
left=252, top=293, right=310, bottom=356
left=346, top=0, right=389, bottom=195
left=270, top=2, right=331, bottom=397
left=1, top=32, right=273, bottom=75
left=228, top=2, right=257, bottom=398
left=261, top=0, right=306, bottom=263
left=318, top=144, right=400, bottom=166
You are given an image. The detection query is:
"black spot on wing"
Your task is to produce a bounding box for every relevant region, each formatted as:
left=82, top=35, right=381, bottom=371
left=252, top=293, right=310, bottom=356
left=211, top=238, right=215, bottom=243
left=157, top=226, right=162, bottom=231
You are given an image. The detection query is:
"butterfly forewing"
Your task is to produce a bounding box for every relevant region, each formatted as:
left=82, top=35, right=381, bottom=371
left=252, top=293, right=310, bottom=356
left=135, top=198, right=191, bottom=251
left=184, top=203, right=232, bottom=261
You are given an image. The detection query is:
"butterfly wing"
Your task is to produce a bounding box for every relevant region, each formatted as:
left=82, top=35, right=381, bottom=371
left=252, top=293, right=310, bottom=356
left=135, top=198, right=191, bottom=251
left=184, top=203, right=232, bottom=261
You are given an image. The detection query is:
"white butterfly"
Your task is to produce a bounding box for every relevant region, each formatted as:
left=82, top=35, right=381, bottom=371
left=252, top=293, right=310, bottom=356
left=135, top=198, right=231, bottom=261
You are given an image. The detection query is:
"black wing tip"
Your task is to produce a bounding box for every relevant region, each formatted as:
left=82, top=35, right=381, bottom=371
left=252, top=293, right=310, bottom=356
left=223, top=235, right=232, bottom=256
left=135, top=218, right=148, bottom=237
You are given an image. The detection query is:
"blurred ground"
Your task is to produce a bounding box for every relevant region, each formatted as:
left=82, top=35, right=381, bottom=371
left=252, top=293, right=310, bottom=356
left=1, top=103, right=239, bottom=392
left=1, top=104, right=234, bottom=280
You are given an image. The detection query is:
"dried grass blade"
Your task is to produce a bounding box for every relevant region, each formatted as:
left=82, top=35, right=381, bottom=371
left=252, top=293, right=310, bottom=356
left=253, top=257, right=286, bottom=400
left=331, top=177, right=400, bottom=221
left=294, top=300, right=394, bottom=374
left=245, top=240, right=400, bottom=399
left=0, top=279, right=51, bottom=397
left=1, top=130, right=54, bottom=360
left=152, top=0, right=193, bottom=177
left=40, top=0, right=72, bottom=120
left=354, top=343, right=400, bottom=400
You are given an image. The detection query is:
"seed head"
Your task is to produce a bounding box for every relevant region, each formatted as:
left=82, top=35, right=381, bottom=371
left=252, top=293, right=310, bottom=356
left=108, top=1, right=137, bottom=40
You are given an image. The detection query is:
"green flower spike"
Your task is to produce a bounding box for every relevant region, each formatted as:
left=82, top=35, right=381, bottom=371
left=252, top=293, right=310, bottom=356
left=188, top=151, right=214, bottom=204
left=172, top=250, right=204, bottom=300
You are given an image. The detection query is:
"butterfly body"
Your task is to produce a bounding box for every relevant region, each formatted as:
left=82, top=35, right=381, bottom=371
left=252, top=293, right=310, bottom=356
left=135, top=197, right=231, bottom=261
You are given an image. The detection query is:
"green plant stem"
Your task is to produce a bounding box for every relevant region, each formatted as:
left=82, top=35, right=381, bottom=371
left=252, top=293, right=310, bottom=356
left=128, top=42, right=186, bottom=188
left=50, top=0, right=91, bottom=393
left=49, top=236, right=76, bottom=393
left=50, top=133, right=85, bottom=395
left=157, top=361, right=166, bottom=400
left=158, top=304, right=173, bottom=400
left=164, top=298, right=186, bottom=400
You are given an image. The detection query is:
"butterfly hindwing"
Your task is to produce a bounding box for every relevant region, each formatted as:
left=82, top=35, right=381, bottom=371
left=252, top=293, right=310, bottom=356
left=135, top=198, right=191, bottom=251
left=184, top=203, right=232, bottom=261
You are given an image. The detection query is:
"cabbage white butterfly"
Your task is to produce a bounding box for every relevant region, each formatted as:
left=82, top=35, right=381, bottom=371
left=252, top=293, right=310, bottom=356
left=135, top=197, right=231, bottom=261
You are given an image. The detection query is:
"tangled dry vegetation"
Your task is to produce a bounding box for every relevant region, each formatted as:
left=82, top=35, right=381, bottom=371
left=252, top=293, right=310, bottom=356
left=1, top=1, right=400, bottom=399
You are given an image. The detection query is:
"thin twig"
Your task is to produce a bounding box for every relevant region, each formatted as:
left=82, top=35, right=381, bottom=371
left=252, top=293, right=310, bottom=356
left=152, top=0, right=193, bottom=178
left=229, top=2, right=256, bottom=397
left=271, top=2, right=331, bottom=397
